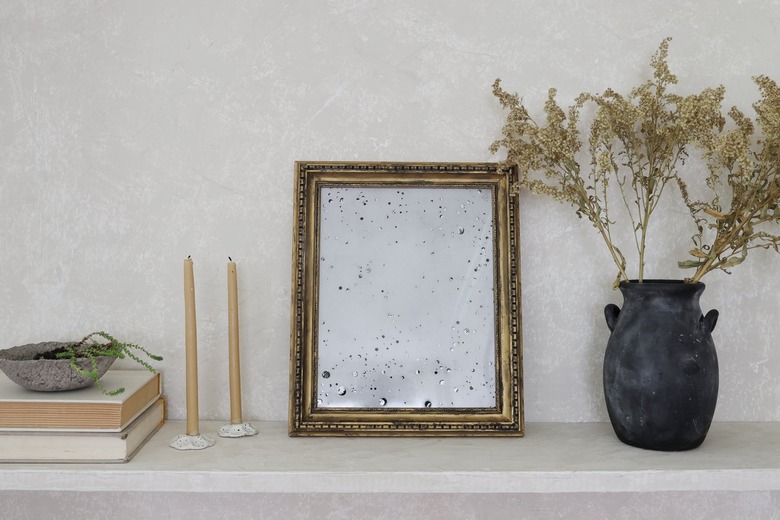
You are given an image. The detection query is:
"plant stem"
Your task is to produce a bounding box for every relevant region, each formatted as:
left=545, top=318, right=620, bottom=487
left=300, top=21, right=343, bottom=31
left=574, top=182, right=629, bottom=282
left=689, top=198, right=765, bottom=282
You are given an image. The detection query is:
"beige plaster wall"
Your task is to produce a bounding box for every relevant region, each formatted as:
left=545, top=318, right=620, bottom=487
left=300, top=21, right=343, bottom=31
left=1, top=0, right=779, bottom=424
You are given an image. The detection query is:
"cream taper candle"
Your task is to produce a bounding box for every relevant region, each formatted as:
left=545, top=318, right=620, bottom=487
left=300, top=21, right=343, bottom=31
left=184, top=256, right=200, bottom=436
left=227, top=257, right=243, bottom=423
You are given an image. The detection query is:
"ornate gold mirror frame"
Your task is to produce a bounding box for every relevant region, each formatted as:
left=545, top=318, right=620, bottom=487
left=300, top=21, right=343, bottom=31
left=289, top=162, right=522, bottom=436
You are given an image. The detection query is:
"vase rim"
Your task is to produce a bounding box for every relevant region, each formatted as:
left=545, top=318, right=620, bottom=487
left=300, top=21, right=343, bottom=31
left=622, top=279, right=704, bottom=286
left=619, top=279, right=706, bottom=296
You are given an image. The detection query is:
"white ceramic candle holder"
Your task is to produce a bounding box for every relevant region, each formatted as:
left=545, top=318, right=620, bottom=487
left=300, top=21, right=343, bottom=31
left=169, top=433, right=216, bottom=450
left=218, top=422, right=258, bottom=438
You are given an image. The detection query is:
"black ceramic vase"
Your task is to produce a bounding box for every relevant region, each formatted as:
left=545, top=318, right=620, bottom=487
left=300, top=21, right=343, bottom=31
left=603, top=280, right=719, bottom=451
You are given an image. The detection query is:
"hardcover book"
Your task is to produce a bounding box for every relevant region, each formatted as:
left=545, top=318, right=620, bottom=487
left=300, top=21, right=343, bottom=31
left=0, top=397, right=166, bottom=463
left=0, top=370, right=162, bottom=431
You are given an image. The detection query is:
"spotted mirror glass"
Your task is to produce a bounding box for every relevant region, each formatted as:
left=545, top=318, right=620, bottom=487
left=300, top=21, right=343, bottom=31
left=290, top=162, right=522, bottom=436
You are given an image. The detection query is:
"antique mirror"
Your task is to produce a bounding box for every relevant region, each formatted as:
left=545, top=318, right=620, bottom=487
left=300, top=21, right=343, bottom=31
left=289, top=162, right=522, bottom=436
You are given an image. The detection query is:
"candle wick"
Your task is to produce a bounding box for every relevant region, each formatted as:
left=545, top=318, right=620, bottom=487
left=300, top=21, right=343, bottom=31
left=187, top=255, right=191, bottom=259
left=229, top=256, right=232, bottom=262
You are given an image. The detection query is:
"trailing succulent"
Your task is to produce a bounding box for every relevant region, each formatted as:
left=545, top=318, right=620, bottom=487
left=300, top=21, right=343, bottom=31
left=35, top=331, right=162, bottom=395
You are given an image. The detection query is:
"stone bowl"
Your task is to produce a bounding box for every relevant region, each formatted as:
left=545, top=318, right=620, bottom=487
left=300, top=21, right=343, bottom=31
left=0, top=341, right=117, bottom=392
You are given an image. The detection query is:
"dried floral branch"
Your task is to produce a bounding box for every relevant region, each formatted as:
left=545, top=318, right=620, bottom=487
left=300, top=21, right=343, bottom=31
left=492, top=38, right=766, bottom=284
left=677, top=75, right=780, bottom=281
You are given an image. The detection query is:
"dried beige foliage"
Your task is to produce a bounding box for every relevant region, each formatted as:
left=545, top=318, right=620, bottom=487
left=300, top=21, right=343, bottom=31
left=492, top=38, right=780, bottom=284
left=677, top=75, right=780, bottom=282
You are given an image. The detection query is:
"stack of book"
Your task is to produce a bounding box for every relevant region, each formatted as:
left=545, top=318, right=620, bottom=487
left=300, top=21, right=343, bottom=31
left=0, top=370, right=164, bottom=463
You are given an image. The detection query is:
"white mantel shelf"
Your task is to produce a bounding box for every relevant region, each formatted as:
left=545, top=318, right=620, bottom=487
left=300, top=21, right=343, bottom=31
left=1, top=421, right=779, bottom=495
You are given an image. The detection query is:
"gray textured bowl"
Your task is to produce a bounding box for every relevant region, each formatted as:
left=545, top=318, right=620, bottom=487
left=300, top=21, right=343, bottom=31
left=0, top=341, right=116, bottom=392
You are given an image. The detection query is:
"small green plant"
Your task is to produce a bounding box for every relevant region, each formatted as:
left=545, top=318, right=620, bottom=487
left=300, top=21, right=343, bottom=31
left=44, top=331, right=162, bottom=396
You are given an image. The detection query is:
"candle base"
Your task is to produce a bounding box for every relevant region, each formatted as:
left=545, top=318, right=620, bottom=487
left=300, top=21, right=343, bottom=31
left=218, top=422, right=259, bottom=438
left=169, top=433, right=216, bottom=450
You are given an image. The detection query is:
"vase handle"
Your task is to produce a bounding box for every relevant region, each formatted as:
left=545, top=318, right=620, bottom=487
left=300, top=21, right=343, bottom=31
left=604, top=304, right=621, bottom=332
left=701, top=309, right=719, bottom=333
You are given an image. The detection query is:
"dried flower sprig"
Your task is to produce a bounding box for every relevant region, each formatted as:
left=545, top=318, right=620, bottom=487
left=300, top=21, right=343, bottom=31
left=492, top=38, right=779, bottom=284
left=677, top=75, right=780, bottom=282
left=490, top=81, right=632, bottom=283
